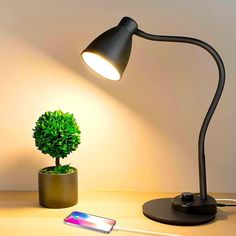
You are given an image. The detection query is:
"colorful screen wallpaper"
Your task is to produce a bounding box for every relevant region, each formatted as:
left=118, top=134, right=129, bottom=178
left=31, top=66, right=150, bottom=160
left=64, top=211, right=116, bottom=232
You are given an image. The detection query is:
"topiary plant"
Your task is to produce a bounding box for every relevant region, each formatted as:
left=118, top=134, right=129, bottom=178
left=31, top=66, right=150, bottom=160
left=33, top=110, right=81, bottom=174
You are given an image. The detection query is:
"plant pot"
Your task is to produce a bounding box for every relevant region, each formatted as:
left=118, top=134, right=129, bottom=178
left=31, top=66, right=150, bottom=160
left=38, top=166, right=78, bottom=208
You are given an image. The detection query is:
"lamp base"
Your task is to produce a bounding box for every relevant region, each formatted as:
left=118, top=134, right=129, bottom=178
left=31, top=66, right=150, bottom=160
left=143, top=198, right=216, bottom=226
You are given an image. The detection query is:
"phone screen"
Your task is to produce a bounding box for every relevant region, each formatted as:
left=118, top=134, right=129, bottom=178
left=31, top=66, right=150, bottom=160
left=64, top=211, right=116, bottom=233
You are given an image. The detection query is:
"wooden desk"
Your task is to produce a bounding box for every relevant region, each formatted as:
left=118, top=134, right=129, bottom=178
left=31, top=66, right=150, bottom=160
left=0, top=191, right=235, bottom=236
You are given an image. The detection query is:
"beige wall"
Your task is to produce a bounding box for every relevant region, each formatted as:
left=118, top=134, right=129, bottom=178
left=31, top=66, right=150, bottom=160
left=0, top=0, right=235, bottom=193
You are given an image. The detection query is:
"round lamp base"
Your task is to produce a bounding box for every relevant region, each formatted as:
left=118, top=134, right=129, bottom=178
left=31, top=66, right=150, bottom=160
left=143, top=198, right=215, bottom=226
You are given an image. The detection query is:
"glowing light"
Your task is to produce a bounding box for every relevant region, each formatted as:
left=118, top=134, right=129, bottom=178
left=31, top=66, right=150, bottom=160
left=82, top=52, right=121, bottom=81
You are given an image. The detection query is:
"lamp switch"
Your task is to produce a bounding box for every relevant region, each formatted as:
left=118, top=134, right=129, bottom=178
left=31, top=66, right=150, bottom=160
left=181, top=192, right=194, bottom=203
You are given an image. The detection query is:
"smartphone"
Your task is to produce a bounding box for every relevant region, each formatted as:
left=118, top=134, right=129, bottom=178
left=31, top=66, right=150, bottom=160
left=64, top=211, right=116, bottom=233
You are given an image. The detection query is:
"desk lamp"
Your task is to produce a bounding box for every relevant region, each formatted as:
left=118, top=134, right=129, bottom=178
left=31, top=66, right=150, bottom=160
left=81, top=17, right=225, bottom=225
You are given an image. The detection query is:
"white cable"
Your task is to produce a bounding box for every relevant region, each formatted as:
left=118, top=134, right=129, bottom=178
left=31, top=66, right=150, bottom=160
left=113, top=226, right=182, bottom=236
left=215, top=198, right=236, bottom=203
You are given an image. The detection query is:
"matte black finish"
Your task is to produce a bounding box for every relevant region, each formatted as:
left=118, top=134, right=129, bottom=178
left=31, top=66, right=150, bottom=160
left=82, top=17, right=138, bottom=78
left=82, top=16, right=226, bottom=225
left=143, top=198, right=215, bottom=226
left=82, top=17, right=225, bottom=201
left=118, top=17, right=138, bottom=33
left=181, top=192, right=194, bottom=203
left=134, top=29, right=225, bottom=200
left=172, top=193, right=217, bottom=215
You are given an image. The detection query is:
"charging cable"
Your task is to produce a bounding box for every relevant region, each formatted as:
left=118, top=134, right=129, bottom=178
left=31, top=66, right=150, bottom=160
left=216, top=198, right=236, bottom=207
left=113, top=226, right=182, bottom=236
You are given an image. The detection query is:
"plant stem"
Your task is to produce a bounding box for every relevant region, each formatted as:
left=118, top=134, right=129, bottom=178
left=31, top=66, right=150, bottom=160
left=55, top=158, right=60, bottom=167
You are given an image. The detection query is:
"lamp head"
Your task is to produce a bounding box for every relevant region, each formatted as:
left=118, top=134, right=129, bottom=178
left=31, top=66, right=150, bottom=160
left=81, top=17, right=138, bottom=81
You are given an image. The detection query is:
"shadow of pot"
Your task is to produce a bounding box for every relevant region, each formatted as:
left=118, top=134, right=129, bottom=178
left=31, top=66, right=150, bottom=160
left=38, top=166, right=78, bottom=208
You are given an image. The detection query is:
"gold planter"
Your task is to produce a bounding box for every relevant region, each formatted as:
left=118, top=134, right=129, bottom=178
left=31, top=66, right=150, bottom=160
left=38, top=167, right=78, bottom=208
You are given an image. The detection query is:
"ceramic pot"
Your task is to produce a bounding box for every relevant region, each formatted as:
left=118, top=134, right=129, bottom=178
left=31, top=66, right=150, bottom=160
left=38, top=167, right=78, bottom=208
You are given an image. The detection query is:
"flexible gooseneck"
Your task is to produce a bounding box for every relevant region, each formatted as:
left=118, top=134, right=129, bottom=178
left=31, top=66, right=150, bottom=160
left=134, top=29, right=225, bottom=200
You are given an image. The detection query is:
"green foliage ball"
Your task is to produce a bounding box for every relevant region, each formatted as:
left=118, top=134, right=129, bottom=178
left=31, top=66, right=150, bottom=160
left=33, top=110, right=81, bottom=158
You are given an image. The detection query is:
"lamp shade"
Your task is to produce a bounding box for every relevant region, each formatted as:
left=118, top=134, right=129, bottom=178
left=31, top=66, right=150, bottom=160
left=81, top=17, right=138, bottom=80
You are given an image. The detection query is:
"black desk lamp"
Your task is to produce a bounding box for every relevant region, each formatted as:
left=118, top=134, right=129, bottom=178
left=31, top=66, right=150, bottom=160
left=81, top=17, right=225, bottom=226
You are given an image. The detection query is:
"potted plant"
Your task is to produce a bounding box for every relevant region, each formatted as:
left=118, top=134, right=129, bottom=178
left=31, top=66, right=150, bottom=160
left=33, top=110, right=81, bottom=208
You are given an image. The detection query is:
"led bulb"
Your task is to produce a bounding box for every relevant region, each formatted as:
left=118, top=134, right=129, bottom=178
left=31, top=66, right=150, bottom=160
left=82, top=52, right=121, bottom=81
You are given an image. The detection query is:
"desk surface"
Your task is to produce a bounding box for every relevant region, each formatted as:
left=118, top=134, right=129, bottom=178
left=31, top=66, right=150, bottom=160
left=0, top=191, right=235, bottom=236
